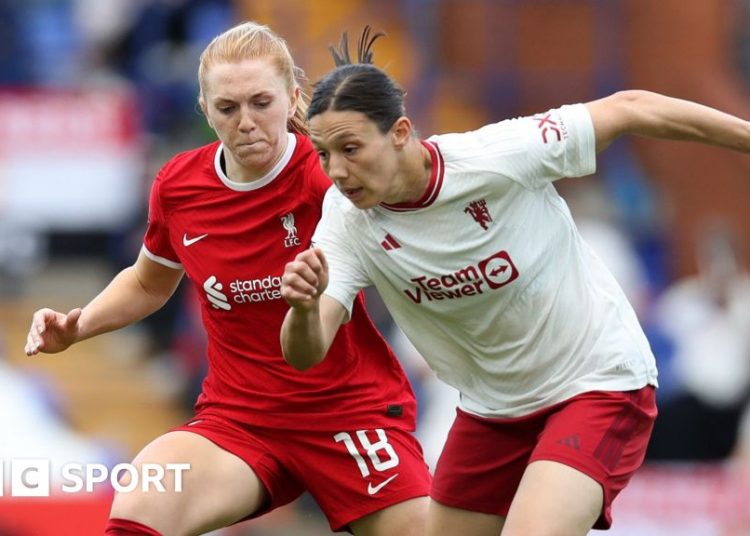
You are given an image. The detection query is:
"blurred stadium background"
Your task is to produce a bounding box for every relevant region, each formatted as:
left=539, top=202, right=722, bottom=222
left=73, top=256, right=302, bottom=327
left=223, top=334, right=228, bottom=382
left=1, top=0, right=750, bottom=534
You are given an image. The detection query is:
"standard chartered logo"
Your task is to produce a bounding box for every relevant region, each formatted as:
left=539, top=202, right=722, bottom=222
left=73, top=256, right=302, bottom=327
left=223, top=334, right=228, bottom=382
left=204, top=275, right=231, bottom=310
left=203, top=274, right=283, bottom=309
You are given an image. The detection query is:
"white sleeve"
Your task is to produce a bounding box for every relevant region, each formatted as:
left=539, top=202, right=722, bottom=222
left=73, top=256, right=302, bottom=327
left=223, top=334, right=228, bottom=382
left=432, top=103, right=596, bottom=190
left=311, top=189, right=372, bottom=319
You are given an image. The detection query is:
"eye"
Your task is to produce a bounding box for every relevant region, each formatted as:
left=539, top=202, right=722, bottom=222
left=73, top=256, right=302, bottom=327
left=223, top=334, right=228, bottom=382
left=255, top=100, right=271, bottom=109
left=217, top=105, right=235, bottom=114
left=317, top=150, right=329, bottom=161
left=342, top=144, right=358, bottom=155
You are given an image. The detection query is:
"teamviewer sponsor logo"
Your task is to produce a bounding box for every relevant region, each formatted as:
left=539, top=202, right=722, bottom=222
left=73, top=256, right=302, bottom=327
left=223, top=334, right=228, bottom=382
left=403, top=250, right=519, bottom=304
left=478, top=251, right=519, bottom=289
left=204, top=275, right=231, bottom=311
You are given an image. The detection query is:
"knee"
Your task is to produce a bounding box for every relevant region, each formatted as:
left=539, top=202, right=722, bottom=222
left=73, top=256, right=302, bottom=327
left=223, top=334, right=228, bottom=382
left=109, top=471, right=173, bottom=531
left=351, top=497, right=429, bottom=535
left=109, top=487, right=156, bottom=525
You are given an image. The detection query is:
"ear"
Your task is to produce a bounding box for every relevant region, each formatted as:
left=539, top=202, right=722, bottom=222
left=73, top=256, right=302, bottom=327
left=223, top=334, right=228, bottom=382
left=288, top=87, right=302, bottom=119
left=198, top=96, right=214, bottom=129
left=391, top=116, right=412, bottom=149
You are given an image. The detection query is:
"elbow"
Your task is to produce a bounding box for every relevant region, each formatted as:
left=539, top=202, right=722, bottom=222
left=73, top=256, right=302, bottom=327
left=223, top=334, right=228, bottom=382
left=608, top=90, right=654, bottom=127
left=280, top=341, right=323, bottom=372
left=605, top=89, right=671, bottom=138
left=612, top=89, right=653, bottom=103
left=609, top=89, right=659, bottom=110
left=282, top=352, right=317, bottom=372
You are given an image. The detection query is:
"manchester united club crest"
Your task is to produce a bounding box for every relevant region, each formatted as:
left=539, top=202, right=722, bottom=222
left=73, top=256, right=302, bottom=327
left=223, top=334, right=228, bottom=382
left=464, top=199, right=492, bottom=230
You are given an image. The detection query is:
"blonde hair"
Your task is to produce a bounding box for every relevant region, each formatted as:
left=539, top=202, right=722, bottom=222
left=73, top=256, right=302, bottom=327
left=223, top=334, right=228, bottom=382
left=198, top=21, right=309, bottom=135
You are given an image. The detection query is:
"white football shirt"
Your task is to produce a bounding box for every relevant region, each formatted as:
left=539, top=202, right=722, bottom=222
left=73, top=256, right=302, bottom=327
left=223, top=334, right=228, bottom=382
left=314, top=104, right=658, bottom=418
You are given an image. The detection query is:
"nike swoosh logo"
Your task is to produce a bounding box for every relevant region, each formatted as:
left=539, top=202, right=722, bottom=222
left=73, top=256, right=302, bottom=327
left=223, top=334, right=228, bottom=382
left=367, top=473, right=399, bottom=495
left=183, top=233, right=208, bottom=247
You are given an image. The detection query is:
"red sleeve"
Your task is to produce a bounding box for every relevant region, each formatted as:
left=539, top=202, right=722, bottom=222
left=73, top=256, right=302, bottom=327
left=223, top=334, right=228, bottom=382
left=142, top=168, right=181, bottom=267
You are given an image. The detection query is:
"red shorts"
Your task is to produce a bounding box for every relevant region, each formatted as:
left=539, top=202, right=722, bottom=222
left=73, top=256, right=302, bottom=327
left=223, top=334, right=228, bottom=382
left=172, top=413, right=430, bottom=531
left=431, top=386, right=657, bottom=529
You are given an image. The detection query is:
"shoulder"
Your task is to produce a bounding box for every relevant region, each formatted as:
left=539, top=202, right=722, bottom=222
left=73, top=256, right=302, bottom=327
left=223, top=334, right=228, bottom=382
left=286, top=133, right=333, bottom=199
left=429, top=103, right=591, bottom=158
left=427, top=115, right=529, bottom=164
left=321, top=185, right=348, bottom=213
left=320, top=187, right=365, bottom=226
left=291, top=134, right=320, bottom=174
left=156, top=141, right=220, bottom=186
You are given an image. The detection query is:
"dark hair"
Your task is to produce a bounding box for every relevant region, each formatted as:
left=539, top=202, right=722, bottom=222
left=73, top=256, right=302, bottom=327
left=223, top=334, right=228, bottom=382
left=308, top=26, right=406, bottom=133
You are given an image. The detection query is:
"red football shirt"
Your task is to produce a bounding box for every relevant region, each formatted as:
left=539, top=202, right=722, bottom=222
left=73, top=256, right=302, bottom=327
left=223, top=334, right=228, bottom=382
left=143, top=134, right=416, bottom=431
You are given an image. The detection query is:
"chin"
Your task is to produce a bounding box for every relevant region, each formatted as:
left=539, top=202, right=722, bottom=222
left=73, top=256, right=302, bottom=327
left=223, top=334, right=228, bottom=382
left=238, top=153, right=272, bottom=170
left=352, top=198, right=378, bottom=210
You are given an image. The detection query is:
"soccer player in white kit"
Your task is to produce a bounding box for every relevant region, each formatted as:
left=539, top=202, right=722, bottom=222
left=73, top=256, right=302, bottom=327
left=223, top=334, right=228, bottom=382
left=280, top=29, right=750, bottom=535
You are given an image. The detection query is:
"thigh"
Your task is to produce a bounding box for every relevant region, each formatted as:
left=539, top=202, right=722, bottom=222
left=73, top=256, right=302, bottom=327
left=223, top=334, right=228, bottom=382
left=350, top=497, right=429, bottom=536
left=426, top=501, right=504, bottom=536
left=110, top=430, right=266, bottom=536
left=278, top=426, right=431, bottom=534
left=526, top=386, right=657, bottom=531
left=501, top=460, right=602, bottom=536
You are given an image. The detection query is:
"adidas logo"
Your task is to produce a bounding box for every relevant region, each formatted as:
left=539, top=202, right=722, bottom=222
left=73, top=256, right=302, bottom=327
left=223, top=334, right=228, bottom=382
left=381, top=234, right=401, bottom=251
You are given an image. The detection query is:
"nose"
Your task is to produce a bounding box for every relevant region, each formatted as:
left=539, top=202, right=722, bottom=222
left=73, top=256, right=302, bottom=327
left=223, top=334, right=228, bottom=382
left=238, top=107, right=255, bottom=132
left=326, top=152, right=348, bottom=181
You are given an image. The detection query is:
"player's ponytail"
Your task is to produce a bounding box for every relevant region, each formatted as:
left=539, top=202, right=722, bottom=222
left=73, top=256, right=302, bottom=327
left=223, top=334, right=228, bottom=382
left=309, top=26, right=406, bottom=135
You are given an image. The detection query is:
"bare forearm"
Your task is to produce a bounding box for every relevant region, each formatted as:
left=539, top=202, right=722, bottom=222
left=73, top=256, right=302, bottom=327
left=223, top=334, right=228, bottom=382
left=280, top=305, right=328, bottom=371
left=588, top=90, right=750, bottom=152
left=76, top=266, right=174, bottom=342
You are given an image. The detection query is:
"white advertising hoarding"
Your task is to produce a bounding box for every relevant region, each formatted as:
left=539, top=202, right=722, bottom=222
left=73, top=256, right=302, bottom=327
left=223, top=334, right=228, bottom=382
left=0, top=87, right=143, bottom=231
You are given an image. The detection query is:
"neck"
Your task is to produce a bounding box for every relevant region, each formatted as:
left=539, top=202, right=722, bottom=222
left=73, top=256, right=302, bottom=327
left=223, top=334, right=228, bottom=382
left=389, top=138, right=432, bottom=204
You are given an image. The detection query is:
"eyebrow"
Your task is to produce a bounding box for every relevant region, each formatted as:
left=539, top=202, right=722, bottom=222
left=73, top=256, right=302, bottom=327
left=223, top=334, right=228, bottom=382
left=212, top=91, right=273, bottom=103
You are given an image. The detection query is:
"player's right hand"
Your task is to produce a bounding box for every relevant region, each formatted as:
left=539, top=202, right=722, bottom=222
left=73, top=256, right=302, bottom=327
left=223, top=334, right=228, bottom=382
left=281, top=247, right=329, bottom=310
left=25, top=307, right=82, bottom=356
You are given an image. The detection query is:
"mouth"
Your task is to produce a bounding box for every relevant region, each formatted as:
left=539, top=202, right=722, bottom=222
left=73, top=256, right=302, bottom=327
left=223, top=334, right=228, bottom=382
left=341, top=187, right=363, bottom=200
left=237, top=140, right=263, bottom=149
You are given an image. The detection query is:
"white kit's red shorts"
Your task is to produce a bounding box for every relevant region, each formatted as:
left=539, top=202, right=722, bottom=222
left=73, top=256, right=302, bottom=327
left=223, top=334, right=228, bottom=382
left=173, top=412, right=431, bottom=531
left=431, top=386, right=657, bottom=529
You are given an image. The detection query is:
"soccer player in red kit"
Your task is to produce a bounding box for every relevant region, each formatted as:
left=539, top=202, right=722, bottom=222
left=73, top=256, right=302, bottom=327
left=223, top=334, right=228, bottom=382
left=24, top=22, right=430, bottom=536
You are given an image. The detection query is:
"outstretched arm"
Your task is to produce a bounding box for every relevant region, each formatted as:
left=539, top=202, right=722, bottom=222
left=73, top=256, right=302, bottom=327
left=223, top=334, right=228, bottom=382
left=586, top=90, right=750, bottom=153
left=25, top=249, right=183, bottom=355
left=280, top=248, right=347, bottom=370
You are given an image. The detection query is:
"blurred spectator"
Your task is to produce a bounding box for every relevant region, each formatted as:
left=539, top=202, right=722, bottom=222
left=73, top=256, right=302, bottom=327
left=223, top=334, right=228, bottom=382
left=0, top=2, right=32, bottom=83
left=558, top=175, right=651, bottom=315
left=558, top=175, right=679, bottom=399
left=647, top=221, right=750, bottom=461
left=103, top=0, right=232, bottom=138
left=0, top=336, right=118, bottom=479
left=0, top=223, right=47, bottom=297
left=739, top=403, right=750, bottom=464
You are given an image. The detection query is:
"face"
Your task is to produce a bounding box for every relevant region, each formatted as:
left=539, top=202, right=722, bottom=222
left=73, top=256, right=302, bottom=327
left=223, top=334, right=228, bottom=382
left=201, top=58, right=297, bottom=179
left=310, top=110, right=403, bottom=209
